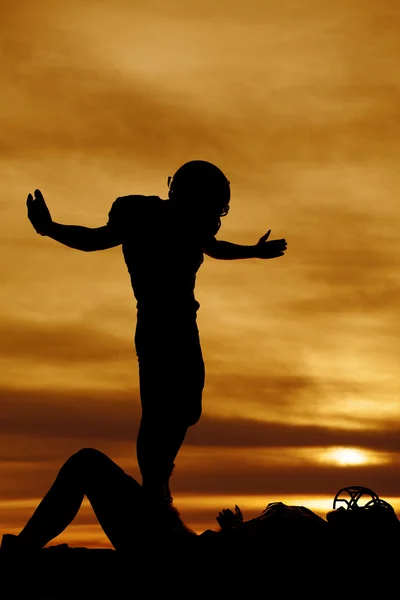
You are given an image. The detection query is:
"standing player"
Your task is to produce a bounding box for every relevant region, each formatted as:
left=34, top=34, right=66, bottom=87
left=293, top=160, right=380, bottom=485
left=26, top=160, right=287, bottom=515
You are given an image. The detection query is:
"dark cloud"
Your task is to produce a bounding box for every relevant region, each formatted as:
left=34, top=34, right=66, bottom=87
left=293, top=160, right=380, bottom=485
left=0, top=317, right=135, bottom=363
left=1, top=386, right=399, bottom=452
left=3, top=311, right=379, bottom=427
left=0, top=384, right=399, bottom=530
left=1, top=435, right=400, bottom=501
left=202, top=356, right=396, bottom=427
left=186, top=414, right=400, bottom=454
left=0, top=387, right=141, bottom=441
left=173, top=459, right=400, bottom=498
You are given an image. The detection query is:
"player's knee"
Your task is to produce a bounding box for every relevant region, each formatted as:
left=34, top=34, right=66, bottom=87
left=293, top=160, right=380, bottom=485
left=186, top=405, right=202, bottom=427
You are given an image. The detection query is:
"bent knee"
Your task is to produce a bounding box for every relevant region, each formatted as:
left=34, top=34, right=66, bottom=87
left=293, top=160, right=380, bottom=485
left=65, top=448, right=106, bottom=472
left=71, top=447, right=104, bottom=461
left=186, top=406, right=202, bottom=427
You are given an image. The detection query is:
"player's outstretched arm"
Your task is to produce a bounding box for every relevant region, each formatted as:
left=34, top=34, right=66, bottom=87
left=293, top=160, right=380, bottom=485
left=27, top=189, right=122, bottom=251
left=204, top=230, right=287, bottom=260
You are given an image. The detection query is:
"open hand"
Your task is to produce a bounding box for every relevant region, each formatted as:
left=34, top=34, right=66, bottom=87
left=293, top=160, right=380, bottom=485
left=254, top=230, right=287, bottom=259
left=26, top=189, right=52, bottom=235
left=216, top=505, right=243, bottom=530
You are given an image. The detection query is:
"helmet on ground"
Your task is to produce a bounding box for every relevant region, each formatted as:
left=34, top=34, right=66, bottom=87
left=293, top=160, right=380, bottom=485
left=168, top=160, right=230, bottom=216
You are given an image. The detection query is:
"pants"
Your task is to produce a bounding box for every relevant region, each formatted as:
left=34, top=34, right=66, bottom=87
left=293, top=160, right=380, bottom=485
left=134, top=313, right=205, bottom=485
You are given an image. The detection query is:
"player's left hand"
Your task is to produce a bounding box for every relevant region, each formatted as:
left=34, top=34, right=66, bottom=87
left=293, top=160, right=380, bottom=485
left=254, top=230, right=287, bottom=259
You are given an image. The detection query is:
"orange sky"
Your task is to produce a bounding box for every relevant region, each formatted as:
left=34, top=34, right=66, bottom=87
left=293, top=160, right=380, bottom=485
left=1, top=0, right=400, bottom=547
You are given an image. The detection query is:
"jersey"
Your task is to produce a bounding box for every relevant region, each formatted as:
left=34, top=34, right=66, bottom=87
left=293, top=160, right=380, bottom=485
left=107, top=195, right=213, bottom=317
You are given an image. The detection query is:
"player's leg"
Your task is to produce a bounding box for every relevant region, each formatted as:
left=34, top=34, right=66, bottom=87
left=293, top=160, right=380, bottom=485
left=135, top=318, right=205, bottom=505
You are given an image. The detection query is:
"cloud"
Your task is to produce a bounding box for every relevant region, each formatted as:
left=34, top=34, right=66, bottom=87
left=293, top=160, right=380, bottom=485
left=0, top=382, right=399, bottom=505
left=2, top=429, right=400, bottom=501
left=0, top=2, right=238, bottom=168
left=2, top=0, right=400, bottom=175
left=2, top=0, right=400, bottom=540
left=1, top=385, right=399, bottom=451
left=283, top=202, right=400, bottom=316
left=0, top=387, right=141, bottom=442
left=0, top=317, right=134, bottom=364
left=173, top=457, right=400, bottom=497
left=187, top=414, right=400, bottom=452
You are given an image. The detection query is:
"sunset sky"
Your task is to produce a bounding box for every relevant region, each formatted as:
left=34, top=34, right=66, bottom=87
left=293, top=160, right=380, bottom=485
left=1, top=0, right=400, bottom=548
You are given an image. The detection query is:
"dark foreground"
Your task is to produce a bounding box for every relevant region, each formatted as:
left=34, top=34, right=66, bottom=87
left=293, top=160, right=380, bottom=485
left=1, top=486, right=399, bottom=598
left=0, top=537, right=397, bottom=599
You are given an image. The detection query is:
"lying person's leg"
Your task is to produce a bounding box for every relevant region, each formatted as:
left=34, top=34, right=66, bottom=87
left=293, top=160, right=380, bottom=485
left=13, top=448, right=145, bottom=552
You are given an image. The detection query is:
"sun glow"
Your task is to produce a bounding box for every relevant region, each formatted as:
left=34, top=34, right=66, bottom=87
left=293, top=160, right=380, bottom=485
left=321, top=447, right=371, bottom=466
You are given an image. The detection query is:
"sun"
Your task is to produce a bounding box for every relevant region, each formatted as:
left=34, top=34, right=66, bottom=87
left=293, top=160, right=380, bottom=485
left=322, top=447, right=369, bottom=466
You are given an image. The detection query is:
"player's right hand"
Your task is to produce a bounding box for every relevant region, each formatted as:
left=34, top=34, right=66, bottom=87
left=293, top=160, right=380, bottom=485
left=26, top=189, right=53, bottom=235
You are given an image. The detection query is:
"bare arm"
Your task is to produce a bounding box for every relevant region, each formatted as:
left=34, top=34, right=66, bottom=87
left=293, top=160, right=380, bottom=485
left=45, top=223, right=121, bottom=252
left=27, top=189, right=122, bottom=251
left=204, top=230, right=287, bottom=260
left=204, top=239, right=257, bottom=259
